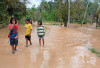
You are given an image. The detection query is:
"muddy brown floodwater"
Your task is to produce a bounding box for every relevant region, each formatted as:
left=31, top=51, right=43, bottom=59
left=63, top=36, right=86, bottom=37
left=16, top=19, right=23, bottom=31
left=0, top=23, right=100, bottom=68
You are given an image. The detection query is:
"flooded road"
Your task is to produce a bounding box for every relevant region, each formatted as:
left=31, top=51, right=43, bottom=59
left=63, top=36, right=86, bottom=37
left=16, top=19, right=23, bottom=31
left=0, top=23, right=100, bottom=68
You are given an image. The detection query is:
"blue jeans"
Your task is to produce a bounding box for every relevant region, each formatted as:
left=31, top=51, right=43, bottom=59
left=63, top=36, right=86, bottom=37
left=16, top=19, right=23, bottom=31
left=38, top=36, right=44, bottom=39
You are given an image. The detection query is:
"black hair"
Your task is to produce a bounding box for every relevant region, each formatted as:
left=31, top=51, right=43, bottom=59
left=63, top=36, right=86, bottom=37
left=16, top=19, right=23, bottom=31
left=38, top=20, right=42, bottom=25
left=25, top=19, right=30, bottom=22
left=10, top=17, right=17, bottom=24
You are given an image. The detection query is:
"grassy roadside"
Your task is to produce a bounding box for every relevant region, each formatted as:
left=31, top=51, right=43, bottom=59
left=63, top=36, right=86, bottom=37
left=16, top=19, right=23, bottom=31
left=89, top=48, right=100, bottom=57
left=43, top=21, right=63, bottom=25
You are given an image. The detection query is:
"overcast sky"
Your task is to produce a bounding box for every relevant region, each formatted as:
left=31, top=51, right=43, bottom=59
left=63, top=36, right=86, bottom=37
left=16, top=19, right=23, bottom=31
left=26, top=0, right=54, bottom=8
left=26, top=0, right=96, bottom=8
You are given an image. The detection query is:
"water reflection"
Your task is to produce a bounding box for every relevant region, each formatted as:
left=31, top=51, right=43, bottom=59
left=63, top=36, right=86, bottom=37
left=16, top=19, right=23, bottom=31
left=70, top=46, right=96, bottom=68
left=40, top=47, right=50, bottom=68
left=30, top=47, right=39, bottom=63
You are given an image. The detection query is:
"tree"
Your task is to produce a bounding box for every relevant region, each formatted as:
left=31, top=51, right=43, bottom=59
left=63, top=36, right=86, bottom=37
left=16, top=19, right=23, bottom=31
left=55, top=0, right=68, bottom=26
left=95, top=5, right=100, bottom=25
left=0, top=0, right=27, bottom=25
left=25, top=0, right=100, bottom=27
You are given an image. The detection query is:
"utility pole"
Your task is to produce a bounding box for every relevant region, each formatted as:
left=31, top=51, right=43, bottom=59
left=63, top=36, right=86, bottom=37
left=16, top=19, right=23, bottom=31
left=81, top=0, right=90, bottom=26
left=67, top=0, right=70, bottom=27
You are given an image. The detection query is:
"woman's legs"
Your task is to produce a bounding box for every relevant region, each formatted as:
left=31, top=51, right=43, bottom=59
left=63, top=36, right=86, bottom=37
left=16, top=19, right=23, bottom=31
left=28, top=36, right=32, bottom=45
left=10, top=39, right=15, bottom=54
left=39, top=39, right=41, bottom=46
left=29, top=40, right=32, bottom=45
left=14, top=38, right=18, bottom=51
left=12, top=46, right=15, bottom=54
left=26, top=36, right=32, bottom=46
left=42, top=39, right=44, bottom=47
left=11, top=45, right=17, bottom=54
left=15, top=45, right=17, bottom=51
left=26, top=38, right=28, bottom=47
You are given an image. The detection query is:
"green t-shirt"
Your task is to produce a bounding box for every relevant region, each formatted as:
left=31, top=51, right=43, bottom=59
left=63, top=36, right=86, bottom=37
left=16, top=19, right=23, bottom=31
left=37, top=26, right=45, bottom=36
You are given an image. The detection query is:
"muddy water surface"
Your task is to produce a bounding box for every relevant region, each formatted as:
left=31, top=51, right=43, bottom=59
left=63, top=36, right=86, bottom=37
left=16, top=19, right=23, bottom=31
left=0, top=23, right=100, bottom=68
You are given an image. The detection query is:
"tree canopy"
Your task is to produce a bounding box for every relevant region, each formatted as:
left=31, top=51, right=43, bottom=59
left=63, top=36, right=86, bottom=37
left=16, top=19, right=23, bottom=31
left=0, top=0, right=100, bottom=26
left=0, top=0, right=26, bottom=25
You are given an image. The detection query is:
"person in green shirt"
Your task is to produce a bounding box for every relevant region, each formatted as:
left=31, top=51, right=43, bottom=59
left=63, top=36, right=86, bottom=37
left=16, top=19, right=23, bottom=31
left=37, top=20, right=45, bottom=47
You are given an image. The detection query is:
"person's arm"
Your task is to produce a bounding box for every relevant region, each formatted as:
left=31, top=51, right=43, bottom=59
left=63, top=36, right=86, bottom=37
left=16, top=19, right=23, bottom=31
left=9, top=24, right=14, bottom=30
left=9, top=22, right=15, bottom=30
left=43, top=26, right=45, bottom=36
left=29, top=24, right=32, bottom=36
left=29, top=29, right=32, bottom=36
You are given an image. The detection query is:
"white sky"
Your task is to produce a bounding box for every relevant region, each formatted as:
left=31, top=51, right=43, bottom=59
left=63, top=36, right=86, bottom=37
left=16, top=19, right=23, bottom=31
left=25, top=0, right=96, bottom=8
left=26, top=0, right=54, bottom=8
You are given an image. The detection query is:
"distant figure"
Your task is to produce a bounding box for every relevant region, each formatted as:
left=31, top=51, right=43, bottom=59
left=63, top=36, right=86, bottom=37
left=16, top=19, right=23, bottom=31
left=29, top=19, right=32, bottom=24
left=34, top=19, right=36, bottom=23
left=37, top=20, right=45, bottom=46
left=8, top=17, right=18, bottom=54
left=32, top=20, right=34, bottom=24
left=93, top=23, right=97, bottom=29
left=25, top=19, right=32, bottom=47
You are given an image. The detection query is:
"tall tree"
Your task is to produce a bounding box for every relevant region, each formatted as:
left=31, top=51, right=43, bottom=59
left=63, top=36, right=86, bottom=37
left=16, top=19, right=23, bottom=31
left=55, top=0, right=68, bottom=26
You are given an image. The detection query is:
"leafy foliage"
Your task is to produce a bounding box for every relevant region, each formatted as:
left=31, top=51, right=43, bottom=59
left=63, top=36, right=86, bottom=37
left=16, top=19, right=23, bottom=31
left=0, top=0, right=100, bottom=27
left=0, top=0, right=26, bottom=25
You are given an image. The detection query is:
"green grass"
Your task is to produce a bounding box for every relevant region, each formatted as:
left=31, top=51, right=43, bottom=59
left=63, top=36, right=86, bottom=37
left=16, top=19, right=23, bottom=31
left=43, top=21, right=63, bottom=26
left=89, top=48, right=100, bottom=57
left=43, top=21, right=55, bottom=24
